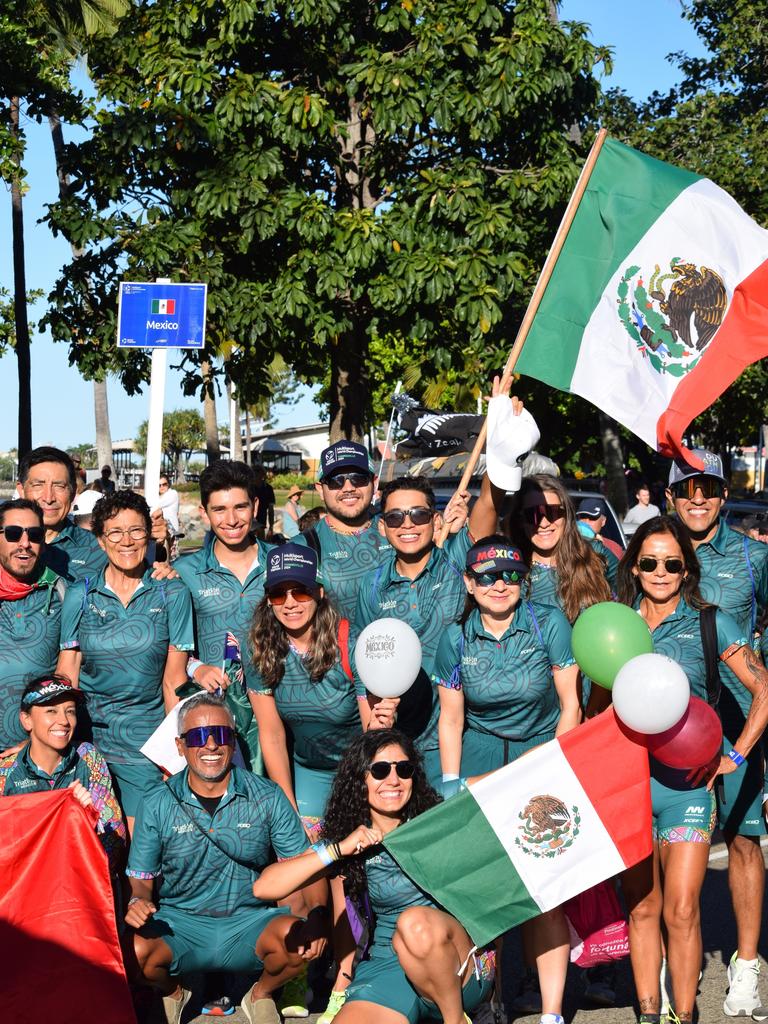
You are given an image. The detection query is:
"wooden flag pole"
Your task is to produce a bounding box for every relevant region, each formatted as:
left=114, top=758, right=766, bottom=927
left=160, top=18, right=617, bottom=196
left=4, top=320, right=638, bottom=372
left=436, top=129, right=609, bottom=547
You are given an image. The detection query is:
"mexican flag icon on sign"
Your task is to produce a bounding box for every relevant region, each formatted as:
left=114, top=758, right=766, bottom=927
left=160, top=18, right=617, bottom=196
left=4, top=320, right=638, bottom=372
left=151, top=298, right=176, bottom=315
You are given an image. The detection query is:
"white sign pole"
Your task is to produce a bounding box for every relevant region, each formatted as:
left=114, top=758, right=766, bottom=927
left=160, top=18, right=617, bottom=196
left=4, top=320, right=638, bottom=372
left=144, top=277, right=170, bottom=508
left=230, top=391, right=238, bottom=460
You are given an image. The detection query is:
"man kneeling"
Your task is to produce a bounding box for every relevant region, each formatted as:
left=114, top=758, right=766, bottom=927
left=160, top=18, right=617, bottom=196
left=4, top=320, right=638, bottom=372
left=124, top=692, right=328, bottom=1024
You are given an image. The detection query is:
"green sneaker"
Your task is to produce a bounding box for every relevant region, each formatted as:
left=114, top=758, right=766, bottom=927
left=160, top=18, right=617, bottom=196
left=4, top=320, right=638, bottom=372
left=317, top=989, right=347, bottom=1024
left=278, top=966, right=310, bottom=1018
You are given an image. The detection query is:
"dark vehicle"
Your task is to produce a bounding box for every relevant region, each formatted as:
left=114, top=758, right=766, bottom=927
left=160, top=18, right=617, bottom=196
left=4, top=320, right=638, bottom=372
left=722, top=499, right=768, bottom=531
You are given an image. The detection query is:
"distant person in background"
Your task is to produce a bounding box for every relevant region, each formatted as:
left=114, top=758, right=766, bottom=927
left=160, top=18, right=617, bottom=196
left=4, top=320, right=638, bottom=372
left=252, top=465, right=276, bottom=538
left=70, top=454, right=87, bottom=494
left=157, top=474, right=181, bottom=535
left=70, top=489, right=102, bottom=532
left=298, top=507, right=326, bottom=532
left=576, top=498, right=624, bottom=560
left=623, top=483, right=661, bottom=536
left=99, top=466, right=116, bottom=495
left=282, top=486, right=304, bottom=539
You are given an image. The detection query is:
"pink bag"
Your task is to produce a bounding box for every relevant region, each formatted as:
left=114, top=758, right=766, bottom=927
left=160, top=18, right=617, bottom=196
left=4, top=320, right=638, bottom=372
left=563, top=880, right=629, bottom=967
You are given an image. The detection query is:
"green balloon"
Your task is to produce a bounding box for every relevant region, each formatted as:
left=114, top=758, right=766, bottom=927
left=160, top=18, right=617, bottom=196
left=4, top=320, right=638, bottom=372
left=571, top=602, right=654, bottom=689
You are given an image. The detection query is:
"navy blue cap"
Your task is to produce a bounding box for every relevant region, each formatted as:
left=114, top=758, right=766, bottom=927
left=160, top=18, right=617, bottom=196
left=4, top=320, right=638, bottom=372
left=577, top=498, right=608, bottom=519
left=318, top=441, right=373, bottom=481
left=466, top=540, right=529, bottom=576
left=266, top=543, right=321, bottom=590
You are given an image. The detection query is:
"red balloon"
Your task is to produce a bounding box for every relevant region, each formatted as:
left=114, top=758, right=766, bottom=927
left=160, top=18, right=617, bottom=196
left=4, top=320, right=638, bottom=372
left=647, top=696, right=723, bottom=770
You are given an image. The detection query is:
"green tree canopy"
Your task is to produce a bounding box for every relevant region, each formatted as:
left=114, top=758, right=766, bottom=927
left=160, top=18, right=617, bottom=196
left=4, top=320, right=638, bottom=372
left=136, top=409, right=206, bottom=483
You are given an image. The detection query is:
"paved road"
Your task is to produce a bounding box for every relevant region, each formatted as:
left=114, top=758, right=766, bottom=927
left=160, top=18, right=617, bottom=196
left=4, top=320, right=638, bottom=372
left=133, top=840, right=768, bottom=1023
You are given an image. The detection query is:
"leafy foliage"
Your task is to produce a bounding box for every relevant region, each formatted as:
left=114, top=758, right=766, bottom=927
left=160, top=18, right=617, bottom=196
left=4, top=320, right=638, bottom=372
left=136, top=408, right=206, bottom=482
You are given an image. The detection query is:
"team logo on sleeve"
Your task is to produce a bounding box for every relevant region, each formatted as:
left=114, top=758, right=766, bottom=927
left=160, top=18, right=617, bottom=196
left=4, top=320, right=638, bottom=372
left=514, top=795, right=580, bottom=859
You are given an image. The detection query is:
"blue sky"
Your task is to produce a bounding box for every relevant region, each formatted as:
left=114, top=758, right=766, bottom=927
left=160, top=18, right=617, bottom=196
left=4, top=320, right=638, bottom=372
left=0, top=1, right=708, bottom=452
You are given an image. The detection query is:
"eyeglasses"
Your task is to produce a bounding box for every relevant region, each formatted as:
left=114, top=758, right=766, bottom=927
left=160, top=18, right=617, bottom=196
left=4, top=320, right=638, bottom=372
left=670, top=477, right=725, bottom=500
left=637, top=556, right=685, bottom=574
left=472, top=570, right=523, bottom=587
left=368, top=759, right=416, bottom=780
left=0, top=525, right=45, bottom=543
left=267, top=586, right=316, bottom=606
left=103, top=527, right=149, bottom=543
left=522, top=503, right=566, bottom=527
left=180, top=725, right=236, bottom=747
left=324, top=472, right=372, bottom=490
left=382, top=507, right=434, bottom=528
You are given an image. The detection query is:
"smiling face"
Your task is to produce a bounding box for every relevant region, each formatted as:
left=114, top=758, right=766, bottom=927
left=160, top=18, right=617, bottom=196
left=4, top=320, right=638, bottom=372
left=378, top=487, right=436, bottom=560
left=667, top=477, right=725, bottom=542
left=202, top=486, right=258, bottom=550
left=267, top=584, right=321, bottom=639
left=522, top=488, right=566, bottom=556
left=17, top=460, right=74, bottom=530
left=318, top=472, right=375, bottom=528
left=464, top=572, right=522, bottom=619
left=176, top=704, right=235, bottom=786
left=632, top=530, right=687, bottom=605
left=97, top=508, right=149, bottom=572
left=366, top=742, right=413, bottom=820
left=0, top=507, right=44, bottom=581
left=20, top=699, right=78, bottom=754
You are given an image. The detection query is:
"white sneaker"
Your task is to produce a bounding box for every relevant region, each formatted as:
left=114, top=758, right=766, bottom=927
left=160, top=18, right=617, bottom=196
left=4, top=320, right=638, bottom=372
left=660, top=957, right=673, bottom=1017
left=725, top=953, right=761, bottom=1016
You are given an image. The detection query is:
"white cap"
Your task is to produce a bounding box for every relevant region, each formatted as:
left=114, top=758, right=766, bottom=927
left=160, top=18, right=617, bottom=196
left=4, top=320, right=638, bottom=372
left=71, top=490, right=103, bottom=517
left=486, top=398, right=541, bottom=493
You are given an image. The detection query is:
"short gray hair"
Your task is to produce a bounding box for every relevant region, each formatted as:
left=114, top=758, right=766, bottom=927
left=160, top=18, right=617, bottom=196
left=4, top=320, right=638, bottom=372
left=177, top=691, right=235, bottom=735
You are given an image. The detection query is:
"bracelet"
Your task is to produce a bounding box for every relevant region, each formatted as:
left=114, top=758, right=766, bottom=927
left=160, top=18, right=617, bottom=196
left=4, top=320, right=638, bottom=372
left=187, top=658, right=203, bottom=680
left=127, top=896, right=141, bottom=907
left=728, top=749, right=746, bottom=767
left=311, top=843, right=334, bottom=867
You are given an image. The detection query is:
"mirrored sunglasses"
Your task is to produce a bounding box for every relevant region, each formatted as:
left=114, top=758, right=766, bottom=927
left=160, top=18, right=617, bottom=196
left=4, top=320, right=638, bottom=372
left=180, top=725, right=236, bottom=748
left=0, top=525, right=45, bottom=543
left=670, top=477, right=724, bottom=500
left=637, top=556, right=684, bottom=575
left=368, top=759, right=416, bottom=780
left=382, top=507, right=434, bottom=528
left=522, top=503, right=566, bottom=527
left=472, top=570, right=523, bottom=587
left=324, top=472, right=372, bottom=490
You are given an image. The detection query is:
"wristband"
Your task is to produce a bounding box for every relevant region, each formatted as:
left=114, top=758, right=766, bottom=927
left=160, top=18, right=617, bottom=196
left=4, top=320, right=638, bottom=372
left=187, top=658, right=203, bottom=681
left=442, top=773, right=460, bottom=782
left=728, top=749, right=746, bottom=767
left=311, top=843, right=334, bottom=867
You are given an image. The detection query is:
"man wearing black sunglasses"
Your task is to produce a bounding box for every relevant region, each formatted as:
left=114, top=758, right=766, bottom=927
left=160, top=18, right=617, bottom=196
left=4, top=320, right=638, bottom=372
left=667, top=449, right=768, bottom=1015
left=0, top=499, right=66, bottom=750
left=126, top=693, right=328, bottom=1024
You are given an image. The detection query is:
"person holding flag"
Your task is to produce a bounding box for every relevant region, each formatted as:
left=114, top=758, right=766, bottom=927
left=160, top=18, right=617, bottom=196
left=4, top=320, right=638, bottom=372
left=175, top=460, right=273, bottom=772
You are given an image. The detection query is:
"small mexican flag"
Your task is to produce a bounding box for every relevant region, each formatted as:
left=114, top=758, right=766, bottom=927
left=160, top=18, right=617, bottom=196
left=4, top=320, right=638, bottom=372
left=384, top=710, right=651, bottom=947
left=151, top=298, right=176, bottom=315
left=515, top=137, right=768, bottom=463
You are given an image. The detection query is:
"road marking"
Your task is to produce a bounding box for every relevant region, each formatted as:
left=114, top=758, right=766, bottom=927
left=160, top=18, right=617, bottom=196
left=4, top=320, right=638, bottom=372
left=709, top=836, right=768, bottom=862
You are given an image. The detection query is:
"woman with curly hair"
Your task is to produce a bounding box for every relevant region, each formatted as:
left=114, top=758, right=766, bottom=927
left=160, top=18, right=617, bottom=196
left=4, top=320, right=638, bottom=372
left=610, top=516, right=768, bottom=1024
left=56, top=490, right=194, bottom=832
left=506, top=475, right=615, bottom=623
left=247, top=543, right=395, bottom=1020
left=253, top=729, right=495, bottom=1024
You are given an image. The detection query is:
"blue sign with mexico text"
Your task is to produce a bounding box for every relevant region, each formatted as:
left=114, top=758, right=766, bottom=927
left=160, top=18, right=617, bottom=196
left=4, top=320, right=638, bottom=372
left=117, top=282, right=208, bottom=349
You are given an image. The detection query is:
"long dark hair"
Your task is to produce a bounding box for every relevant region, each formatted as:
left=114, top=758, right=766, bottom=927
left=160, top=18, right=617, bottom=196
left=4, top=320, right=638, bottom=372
left=506, top=474, right=611, bottom=622
left=321, top=730, right=440, bottom=900
left=617, top=515, right=709, bottom=610
left=249, top=593, right=341, bottom=689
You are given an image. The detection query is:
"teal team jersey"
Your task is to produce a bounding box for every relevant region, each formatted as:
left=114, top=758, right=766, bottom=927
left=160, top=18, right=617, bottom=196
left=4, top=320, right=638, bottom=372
left=247, top=645, right=363, bottom=771
left=692, top=520, right=768, bottom=715
left=527, top=535, right=617, bottom=611
left=0, top=577, right=64, bottom=746
left=42, top=521, right=107, bottom=583
left=127, top=767, right=308, bottom=916
left=297, top=517, right=390, bottom=623
left=60, top=568, right=194, bottom=764
left=362, top=846, right=434, bottom=955
left=432, top=602, right=575, bottom=739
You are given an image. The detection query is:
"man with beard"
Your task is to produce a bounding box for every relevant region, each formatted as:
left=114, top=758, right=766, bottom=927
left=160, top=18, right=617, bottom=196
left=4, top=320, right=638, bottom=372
left=666, top=450, right=768, bottom=1017
left=125, top=692, right=327, bottom=1024
left=0, top=499, right=66, bottom=748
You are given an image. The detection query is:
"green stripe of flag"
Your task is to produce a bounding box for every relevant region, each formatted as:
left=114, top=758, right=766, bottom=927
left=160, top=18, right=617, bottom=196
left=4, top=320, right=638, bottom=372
left=516, top=137, right=702, bottom=389
left=384, top=788, right=539, bottom=947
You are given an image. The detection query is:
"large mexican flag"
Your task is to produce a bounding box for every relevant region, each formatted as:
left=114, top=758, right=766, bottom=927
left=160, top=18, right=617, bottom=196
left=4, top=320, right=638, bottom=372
left=515, top=137, right=768, bottom=463
left=384, top=710, right=651, bottom=947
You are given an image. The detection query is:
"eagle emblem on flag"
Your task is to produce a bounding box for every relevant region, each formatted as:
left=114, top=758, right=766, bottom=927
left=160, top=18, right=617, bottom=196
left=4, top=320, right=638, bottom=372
left=515, top=795, right=581, bottom=859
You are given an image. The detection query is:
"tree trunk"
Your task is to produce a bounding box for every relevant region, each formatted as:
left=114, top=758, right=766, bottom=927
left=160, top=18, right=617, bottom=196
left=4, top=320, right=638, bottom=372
left=94, top=378, right=114, bottom=476
left=329, top=326, right=369, bottom=442
left=11, top=97, right=32, bottom=458
left=600, top=413, right=628, bottom=517
left=201, top=357, right=220, bottom=464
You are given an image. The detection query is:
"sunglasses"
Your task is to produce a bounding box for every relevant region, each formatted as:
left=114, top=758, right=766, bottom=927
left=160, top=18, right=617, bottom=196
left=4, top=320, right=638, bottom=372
left=368, top=759, right=416, bottom=780
left=0, top=525, right=45, bottom=543
left=637, top=556, right=685, bottom=574
left=522, top=503, right=566, bottom=527
left=472, top=569, right=523, bottom=587
left=382, top=507, right=434, bottom=528
left=670, top=477, right=724, bottom=500
left=267, top=586, right=316, bottom=606
left=180, top=725, right=236, bottom=748
left=324, top=472, right=372, bottom=490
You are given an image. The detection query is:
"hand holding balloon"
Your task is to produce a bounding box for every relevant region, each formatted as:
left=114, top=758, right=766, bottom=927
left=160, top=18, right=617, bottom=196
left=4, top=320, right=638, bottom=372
left=354, top=619, right=422, bottom=699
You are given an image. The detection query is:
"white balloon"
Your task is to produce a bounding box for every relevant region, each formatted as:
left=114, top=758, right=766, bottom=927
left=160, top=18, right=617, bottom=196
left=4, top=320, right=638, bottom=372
left=354, top=618, right=423, bottom=698
left=612, top=653, right=691, bottom=735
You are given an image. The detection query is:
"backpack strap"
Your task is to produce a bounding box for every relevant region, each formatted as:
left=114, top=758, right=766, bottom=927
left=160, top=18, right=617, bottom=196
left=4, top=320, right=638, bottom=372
left=369, top=563, right=386, bottom=605
left=338, top=618, right=354, bottom=682
left=304, top=527, right=322, bottom=563
left=525, top=601, right=545, bottom=646
left=742, top=534, right=757, bottom=637
left=448, top=632, right=465, bottom=689
left=81, top=576, right=90, bottom=611
left=699, top=605, right=722, bottom=709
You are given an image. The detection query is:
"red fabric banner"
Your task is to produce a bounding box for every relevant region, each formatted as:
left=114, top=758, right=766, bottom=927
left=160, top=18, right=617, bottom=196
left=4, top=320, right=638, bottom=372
left=0, top=789, right=135, bottom=1022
